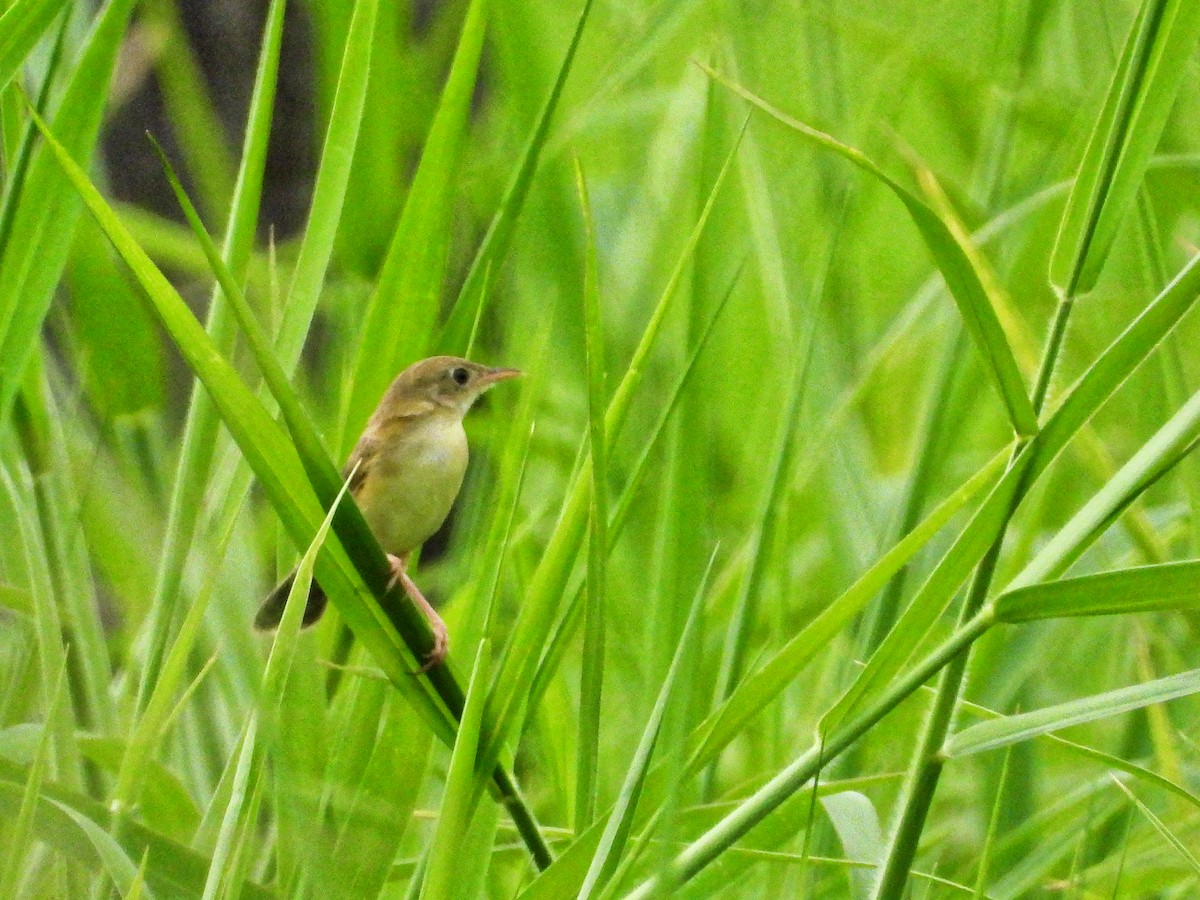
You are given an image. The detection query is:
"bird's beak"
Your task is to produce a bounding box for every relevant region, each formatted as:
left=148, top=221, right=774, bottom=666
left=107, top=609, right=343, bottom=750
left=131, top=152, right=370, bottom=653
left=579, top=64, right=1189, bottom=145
left=479, top=366, right=522, bottom=386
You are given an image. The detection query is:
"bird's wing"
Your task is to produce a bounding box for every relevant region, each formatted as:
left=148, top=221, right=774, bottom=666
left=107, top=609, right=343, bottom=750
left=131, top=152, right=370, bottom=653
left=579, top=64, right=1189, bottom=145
left=342, top=399, right=438, bottom=494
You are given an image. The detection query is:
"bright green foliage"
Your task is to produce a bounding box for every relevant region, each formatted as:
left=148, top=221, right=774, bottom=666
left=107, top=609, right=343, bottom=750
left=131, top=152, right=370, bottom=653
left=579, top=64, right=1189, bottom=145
left=3, top=1, right=1200, bottom=898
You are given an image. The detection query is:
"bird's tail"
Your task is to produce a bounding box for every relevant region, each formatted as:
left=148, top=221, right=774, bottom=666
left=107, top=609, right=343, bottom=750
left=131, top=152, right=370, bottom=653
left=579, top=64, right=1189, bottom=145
left=253, top=570, right=328, bottom=631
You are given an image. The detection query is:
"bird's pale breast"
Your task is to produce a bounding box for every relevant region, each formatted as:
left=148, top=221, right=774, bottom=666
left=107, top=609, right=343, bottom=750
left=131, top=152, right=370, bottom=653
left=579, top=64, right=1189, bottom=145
left=356, top=413, right=469, bottom=555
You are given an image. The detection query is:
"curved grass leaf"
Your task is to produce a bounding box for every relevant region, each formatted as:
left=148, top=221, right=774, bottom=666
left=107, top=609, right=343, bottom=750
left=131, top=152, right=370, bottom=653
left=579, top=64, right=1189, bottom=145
left=946, top=665, right=1200, bottom=757
left=577, top=552, right=714, bottom=900
left=132, top=0, right=287, bottom=717
left=992, top=560, right=1200, bottom=622
left=1049, top=0, right=1200, bottom=297
left=700, top=63, right=1038, bottom=438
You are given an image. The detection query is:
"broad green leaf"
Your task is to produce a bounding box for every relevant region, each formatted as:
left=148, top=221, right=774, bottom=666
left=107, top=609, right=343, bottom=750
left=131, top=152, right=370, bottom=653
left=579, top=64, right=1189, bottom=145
left=820, top=791, right=884, bottom=900
left=992, top=561, right=1200, bottom=622
left=700, top=63, right=1038, bottom=438
left=1050, top=0, right=1200, bottom=296
left=946, top=665, right=1200, bottom=757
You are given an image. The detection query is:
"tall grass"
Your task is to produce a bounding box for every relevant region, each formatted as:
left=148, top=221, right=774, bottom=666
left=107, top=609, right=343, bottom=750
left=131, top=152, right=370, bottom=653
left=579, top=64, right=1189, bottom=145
left=2, top=0, right=1200, bottom=897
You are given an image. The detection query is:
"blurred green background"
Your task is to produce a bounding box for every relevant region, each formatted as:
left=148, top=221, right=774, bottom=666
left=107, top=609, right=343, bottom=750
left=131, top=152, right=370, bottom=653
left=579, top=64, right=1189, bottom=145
left=2, top=0, right=1200, bottom=896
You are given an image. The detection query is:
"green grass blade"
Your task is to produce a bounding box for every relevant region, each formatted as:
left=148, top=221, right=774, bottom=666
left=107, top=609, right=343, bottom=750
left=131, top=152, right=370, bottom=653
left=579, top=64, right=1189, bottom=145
left=822, top=248, right=1200, bottom=735
left=132, top=0, right=287, bottom=717
left=0, top=0, right=68, bottom=92
left=422, top=640, right=491, bottom=900
left=574, top=158, right=608, bottom=832
left=0, top=657, right=65, bottom=898
left=700, top=63, right=1038, bottom=438
left=1049, top=0, right=1200, bottom=296
left=438, top=0, right=596, bottom=353
left=992, top=561, right=1200, bottom=622
left=200, top=716, right=257, bottom=900
left=577, top=552, right=714, bottom=900
left=946, top=666, right=1200, bottom=758
left=1108, top=778, right=1200, bottom=876
left=340, top=0, right=486, bottom=449
left=274, top=0, right=378, bottom=371
left=691, top=445, right=1007, bottom=773
left=0, top=0, right=136, bottom=416
left=483, top=118, right=745, bottom=765
left=1008, top=383, right=1200, bottom=588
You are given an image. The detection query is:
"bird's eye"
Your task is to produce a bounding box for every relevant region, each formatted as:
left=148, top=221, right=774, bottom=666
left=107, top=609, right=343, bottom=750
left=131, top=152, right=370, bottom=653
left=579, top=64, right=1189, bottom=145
left=451, top=367, right=470, bottom=386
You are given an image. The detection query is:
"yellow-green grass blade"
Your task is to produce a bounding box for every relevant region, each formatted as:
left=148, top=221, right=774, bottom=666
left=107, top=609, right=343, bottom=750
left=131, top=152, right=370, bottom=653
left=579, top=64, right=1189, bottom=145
left=573, top=158, right=608, bottom=833
left=0, top=0, right=136, bottom=416
left=13, top=362, right=116, bottom=734
left=1050, top=0, right=1200, bottom=297
left=200, top=715, right=258, bottom=900
left=438, top=0, right=596, bottom=354
left=422, top=640, right=492, bottom=900
left=1007, top=383, right=1200, bottom=589
left=0, top=449, right=82, bottom=791
left=133, top=0, right=287, bottom=718
left=700, top=63, right=1038, bottom=439
left=991, top=561, right=1200, bottom=623
left=339, top=0, right=486, bottom=451
left=946, top=665, right=1200, bottom=758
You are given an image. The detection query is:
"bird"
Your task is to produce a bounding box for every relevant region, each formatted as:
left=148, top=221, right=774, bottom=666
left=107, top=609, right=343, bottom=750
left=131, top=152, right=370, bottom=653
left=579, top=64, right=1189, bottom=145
left=254, top=355, right=521, bottom=671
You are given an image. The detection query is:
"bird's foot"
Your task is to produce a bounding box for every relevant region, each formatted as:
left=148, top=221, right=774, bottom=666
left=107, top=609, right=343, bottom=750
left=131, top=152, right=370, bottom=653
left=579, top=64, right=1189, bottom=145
left=387, top=554, right=449, bottom=673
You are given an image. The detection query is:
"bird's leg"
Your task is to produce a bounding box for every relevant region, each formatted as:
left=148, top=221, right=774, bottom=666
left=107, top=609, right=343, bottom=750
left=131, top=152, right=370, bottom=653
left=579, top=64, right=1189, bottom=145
left=387, top=553, right=448, bottom=673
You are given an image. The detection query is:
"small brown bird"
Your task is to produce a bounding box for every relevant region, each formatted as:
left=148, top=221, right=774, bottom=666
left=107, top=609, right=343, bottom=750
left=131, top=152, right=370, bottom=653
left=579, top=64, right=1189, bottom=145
left=254, top=356, right=520, bottom=670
